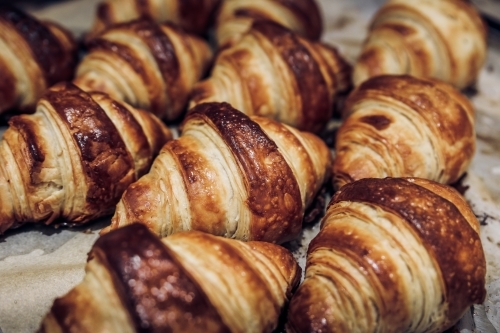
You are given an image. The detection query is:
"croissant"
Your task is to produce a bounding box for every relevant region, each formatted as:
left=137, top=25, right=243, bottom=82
left=86, top=0, right=221, bottom=41
left=39, top=223, right=301, bottom=333
left=353, top=0, right=487, bottom=88
left=0, top=5, right=77, bottom=114
left=0, top=83, right=172, bottom=234
left=190, top=21, right=352, bottom=134
left=106, top=102, right=332, bottom=244
left=287, top=177, right=486, bottom=333
left=333, top=75, right=475, bottom=190
left=74, top=19, right=212, bottom=121
left=215, top=0, right=323, bottom=47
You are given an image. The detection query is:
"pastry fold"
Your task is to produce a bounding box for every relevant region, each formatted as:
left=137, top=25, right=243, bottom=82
left=107, top=102, right=332, bottom=244
left=0, top=83, right=172, bottom=233
left=353, top=0, right=487, bottom=88
left=190, top=21, right=351, bottom=133
left=39, top=223, right=301, bottom=333
left=0, top=5, right=77, bottom=114
left=287, top=177, right=486, bottom=333
left=333, top=75, right=475, bottom=189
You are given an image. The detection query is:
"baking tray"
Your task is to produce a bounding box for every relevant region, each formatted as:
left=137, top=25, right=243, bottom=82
left=0, top=0, right=499, bottom=332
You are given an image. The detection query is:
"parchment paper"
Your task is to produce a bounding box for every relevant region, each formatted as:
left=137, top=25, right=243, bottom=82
left=0, top=0, right=499, bottom=332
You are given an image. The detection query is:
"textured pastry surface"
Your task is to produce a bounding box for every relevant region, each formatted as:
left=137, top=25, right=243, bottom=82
left=75, top=19, right=212, bottom=121
left=107, top=102, right=332, bottom=244
left=333, top=75, right=475, bottom=189
left=190, top=21, right=351, bottom=133
left=0, top=83, right=172, bottom=233
left=215, top=0, right=323, bottom=47
left=353, top=0, right=487, bottom=88
left=287, top=177, right=486, bottom=333
left=39, top=223, right=301, bottom=333
left=86, top=0, right=221, bottom=41
left=0, top=5, right=76, bottom=114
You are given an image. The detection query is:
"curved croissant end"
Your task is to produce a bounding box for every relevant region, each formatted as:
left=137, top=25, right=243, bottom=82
left=190, top=21, right=351, bottom=133
left=0, top=5, right=77, bottom=114
left=333, top=75, right=475, bottom=190
left=86, top=0, right=221, bottom=41
left=0, top=83, right=172, bottom=234
left=353, top=0, right=487, bottom=88
left=74, top=19, right=213, bottom=121
left=287, top=177, right=486, bottom=333
left=215, top=0, right=323, bottom=48
left=39, top=223, right=301, bottom=333
left=106, top=102, right=332, bottom=244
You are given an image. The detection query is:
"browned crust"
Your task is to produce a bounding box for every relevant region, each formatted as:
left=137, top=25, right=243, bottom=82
left=178, top=0, right=222, bottom=35
left=252, top=21, right=330, bottom=133
left=321, top=177, right=486, bottom=322
left=185, top=102, right=303, bottom=243
left=273, top=0, right=322, bottom=40
left=43, top=83, right=135, bottom=214
left=0, top=6, right=74, bottom=86
left=53, top=224, right=231, bottom=333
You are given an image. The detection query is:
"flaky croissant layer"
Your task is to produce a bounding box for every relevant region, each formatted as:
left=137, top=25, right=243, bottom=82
left=107, top=102, right=332, bottom=244
left=215, top=0, right=323, bottom=47
left=75, top=19, right=213, bottom=121
left=190, top=21, right=352, bottom=134
left=287, top=177, right=486, bottom=333
left=39, top=223, right=301, bottom=333
left=353, top=0, right=487, bottom=88
left=86, top=0, right=221, bottom=41
left=0, top=5, right=77, bottom=114
left=333, top=75, right=475, bottom=189
left=0, top=83, right=172, bottom=233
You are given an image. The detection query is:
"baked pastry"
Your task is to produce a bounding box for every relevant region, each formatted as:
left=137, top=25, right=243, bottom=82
left=86, top=0, right=221, bottom=41
left=215, top=0, right=323, bottom=47
left=287, top=177, right=486, bottom=333
left=0, top=5, right=77, bottom=114
left=0, top=83, right=172, bottom=234
left=333, top=75, right=475, bottom=190
left=74, top=19, right=212, bottom=121
left=353, top=0, right=487, bottom=88
left=39, top=223, right=301, bottom=333
left=190, top=21, right=351, bottom=133
left=106, top=102, right=332, bottom=244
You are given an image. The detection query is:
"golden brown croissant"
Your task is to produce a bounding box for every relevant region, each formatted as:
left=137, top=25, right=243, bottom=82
left=353, top=0, right=487, bottom=88
left=215, top=0, right=323, bottom=47
left=39, top=223, right=301, bottom=333
left=190, top=21, right=351, bottom=134
left=106, top=102, right=332, bottom=244
left=74, top=19, right=212, bottom=121
left=0, top=83, right=172, bottom=234
left=0, top=5, right=77, bottom=114
left=86, top=0, right=221, bottom=41
left=287, top=177, right=486, bottom=333
left=333, top=75, right=475, bottom=190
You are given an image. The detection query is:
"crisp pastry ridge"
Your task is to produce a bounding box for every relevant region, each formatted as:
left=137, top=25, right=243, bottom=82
left=106, top=102, right=332, bottom=244
left=0, top=82, right=172, bottom=233
left=333, top=74, right=475, bottom=189
left=39, top=223, right=301, bottom=333
left=287, top=177, right=486, bottom=333
left=190, top=20, right=351, bottom=133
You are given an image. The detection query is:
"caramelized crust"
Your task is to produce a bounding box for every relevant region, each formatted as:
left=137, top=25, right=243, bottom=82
left=287, top=177, right=486, bottom=333
left=215, top=0, right=322, bottom=47
left=0, top=6, right=76, bottom=114
left=87, top=0, right=221, bottom=41
left=190, top=21, right=351, bottom=133
left=40, top=224, right=301, bottom=333
left=0, top=83, right=172, bottom=233
left=353, top=0, right=487, bottom=88
left=333, top=75, right=475, bottom=189
left=75, top=19, right=212, bottom=121
left=107, top=102, right=332, bottom=244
